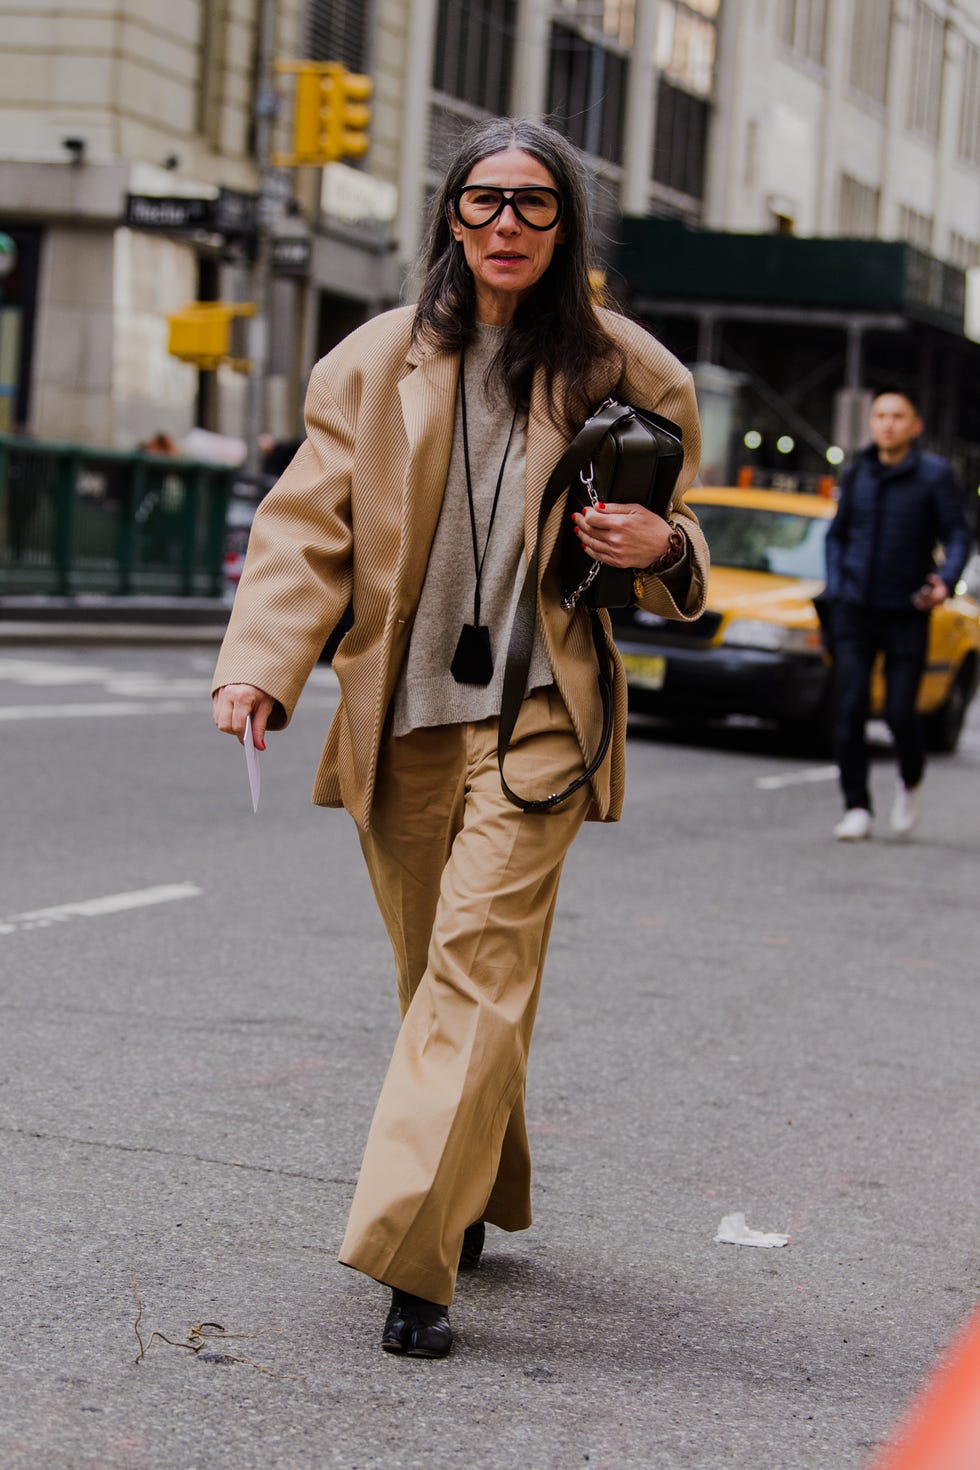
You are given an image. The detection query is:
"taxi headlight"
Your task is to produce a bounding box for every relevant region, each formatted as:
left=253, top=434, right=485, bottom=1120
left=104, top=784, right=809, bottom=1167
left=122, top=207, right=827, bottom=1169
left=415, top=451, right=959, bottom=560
left=722, top=618, right=823, bottom=655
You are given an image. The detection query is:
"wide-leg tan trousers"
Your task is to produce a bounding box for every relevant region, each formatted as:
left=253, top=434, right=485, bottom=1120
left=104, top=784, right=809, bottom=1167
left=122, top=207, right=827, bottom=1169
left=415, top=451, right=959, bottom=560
left=338, top=686, right=591, bottom=1306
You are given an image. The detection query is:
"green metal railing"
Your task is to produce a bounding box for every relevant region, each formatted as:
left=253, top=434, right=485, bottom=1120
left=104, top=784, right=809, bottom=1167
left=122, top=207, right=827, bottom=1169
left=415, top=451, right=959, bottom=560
left=0, top=434, right=233, bottom=598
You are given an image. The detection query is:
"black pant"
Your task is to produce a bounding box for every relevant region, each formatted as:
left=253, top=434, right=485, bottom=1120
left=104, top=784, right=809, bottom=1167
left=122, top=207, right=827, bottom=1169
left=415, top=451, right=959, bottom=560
left=831, top=602, right=929, bottom=812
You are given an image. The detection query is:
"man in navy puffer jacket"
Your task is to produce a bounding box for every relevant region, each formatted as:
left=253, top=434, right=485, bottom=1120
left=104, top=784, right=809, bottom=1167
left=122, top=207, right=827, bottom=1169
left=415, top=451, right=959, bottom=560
left=824, top=390, right=970, bottom=841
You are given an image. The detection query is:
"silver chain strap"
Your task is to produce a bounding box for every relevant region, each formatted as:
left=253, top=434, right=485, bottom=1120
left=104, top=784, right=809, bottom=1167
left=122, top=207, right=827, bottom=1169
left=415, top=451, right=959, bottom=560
left=561, top=460, right=602, bottom=611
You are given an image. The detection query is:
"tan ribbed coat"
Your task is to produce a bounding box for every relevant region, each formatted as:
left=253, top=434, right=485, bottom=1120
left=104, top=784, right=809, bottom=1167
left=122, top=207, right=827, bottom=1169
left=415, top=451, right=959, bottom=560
left=212, top=304, right=708, bottom=831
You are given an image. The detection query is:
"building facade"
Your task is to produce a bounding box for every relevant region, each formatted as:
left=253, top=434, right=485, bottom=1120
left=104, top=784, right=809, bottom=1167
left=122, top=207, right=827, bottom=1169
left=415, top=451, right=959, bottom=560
left=0, top=0, right=404, bottom=449
left=0, top=0, right=726, bottom=449
left=397, top=0, right=720, bottom=265
left=679, top=0, right=980, bottom=483
left=1, top=0, right=298, bottom=447
left=705, top=0, right=980, bottom=261
left=1, top=0, right=977, bottom=487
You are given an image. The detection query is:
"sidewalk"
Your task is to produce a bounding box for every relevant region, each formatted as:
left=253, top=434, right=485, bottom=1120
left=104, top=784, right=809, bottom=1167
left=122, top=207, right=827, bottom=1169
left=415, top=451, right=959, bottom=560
left=0, top=595, right=231, bottom=644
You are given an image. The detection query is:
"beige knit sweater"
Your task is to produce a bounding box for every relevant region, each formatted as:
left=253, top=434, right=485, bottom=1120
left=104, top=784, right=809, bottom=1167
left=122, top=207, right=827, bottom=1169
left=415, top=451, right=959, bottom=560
left=392, top=323, right=553, bottom=735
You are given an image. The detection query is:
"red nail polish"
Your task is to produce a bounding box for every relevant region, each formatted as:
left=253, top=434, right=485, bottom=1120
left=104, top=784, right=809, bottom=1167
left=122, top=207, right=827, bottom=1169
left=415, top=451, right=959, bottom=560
left=597, top=502, right=606, bottom=510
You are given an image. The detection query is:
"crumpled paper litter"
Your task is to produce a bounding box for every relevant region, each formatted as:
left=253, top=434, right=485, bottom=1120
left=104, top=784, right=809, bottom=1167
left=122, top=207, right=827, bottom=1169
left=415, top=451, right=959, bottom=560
left=714, top=1211, right=789, bottom=1248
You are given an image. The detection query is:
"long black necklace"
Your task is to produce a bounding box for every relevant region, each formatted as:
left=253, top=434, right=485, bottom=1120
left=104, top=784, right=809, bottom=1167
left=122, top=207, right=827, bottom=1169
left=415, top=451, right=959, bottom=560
left=450, top=350, right=519, bottom=686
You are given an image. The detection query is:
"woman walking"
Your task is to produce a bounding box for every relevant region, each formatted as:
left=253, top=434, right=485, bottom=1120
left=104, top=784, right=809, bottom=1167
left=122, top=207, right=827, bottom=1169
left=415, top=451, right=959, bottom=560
left=212, top=117, right=707, bottom=1358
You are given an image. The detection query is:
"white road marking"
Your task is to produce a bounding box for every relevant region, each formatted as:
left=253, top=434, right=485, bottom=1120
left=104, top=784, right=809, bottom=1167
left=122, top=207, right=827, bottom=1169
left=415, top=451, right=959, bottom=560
left=0, top=655, right=339, bottom=693
left=0, top=882, right=203, bottom=935
left=0, top=657, right=181, bottom=689
left=0, top=657, right=341, bottom=721
left=755, top=765, right=838, bottom=790
left=0, top=700, right=196, bottom=721
left=0, top=657, right=118, bottom=686
left=0, top=659, right=203, bottom=696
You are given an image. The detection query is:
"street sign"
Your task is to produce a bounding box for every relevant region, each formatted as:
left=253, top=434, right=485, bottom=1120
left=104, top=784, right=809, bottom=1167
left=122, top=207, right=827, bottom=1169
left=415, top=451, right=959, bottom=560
left=261, top=168, right=294, bottom=205
left=271, top=236, right=312, bottom=275
left=214, top=188, right=258, bottom=239
left=124, top=194, right=213, bottom=231
left=126, top=191, right=266, bottom=243
left=321, top=162, right=397, bottom=226
left=255, top=168, right=294, bottom=228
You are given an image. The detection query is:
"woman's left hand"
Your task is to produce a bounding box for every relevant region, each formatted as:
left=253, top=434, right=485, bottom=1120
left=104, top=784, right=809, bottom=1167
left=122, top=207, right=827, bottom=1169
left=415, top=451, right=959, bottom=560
left=573, top=503, right=675, bottom=569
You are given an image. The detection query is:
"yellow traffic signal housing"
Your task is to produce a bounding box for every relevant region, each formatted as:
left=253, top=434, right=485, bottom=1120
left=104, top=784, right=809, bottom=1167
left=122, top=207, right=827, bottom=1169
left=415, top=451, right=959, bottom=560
left=293, top=66, right=328, bottom=162
left=167, top=302, right=256, bottom=372
left=325, top=67, right=372, bottom=160
left=276, top=60, right=372, bottom=165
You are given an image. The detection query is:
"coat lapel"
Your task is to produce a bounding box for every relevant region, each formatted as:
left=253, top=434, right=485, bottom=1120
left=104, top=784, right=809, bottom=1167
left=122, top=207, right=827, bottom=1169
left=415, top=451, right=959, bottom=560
left=395, top=348, right=605, bottom=599
left=524, top=367, right=571, bottom=570
left=396, top=342, right=460, bottom=611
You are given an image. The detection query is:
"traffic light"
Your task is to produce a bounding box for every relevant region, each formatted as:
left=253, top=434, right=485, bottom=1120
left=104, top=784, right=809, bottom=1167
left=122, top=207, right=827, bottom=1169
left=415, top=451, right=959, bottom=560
left=167, top=302, right=256, bottom=372
left=325, top=67, right=372, bottom=161
left=293, top=65, right=328, bottom=162
left=279, top=61, right=372, bottom=166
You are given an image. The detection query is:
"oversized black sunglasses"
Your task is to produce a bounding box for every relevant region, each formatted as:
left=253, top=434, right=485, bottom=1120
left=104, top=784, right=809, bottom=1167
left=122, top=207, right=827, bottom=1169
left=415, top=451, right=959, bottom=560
left=453, top=185, right=564, bottom=231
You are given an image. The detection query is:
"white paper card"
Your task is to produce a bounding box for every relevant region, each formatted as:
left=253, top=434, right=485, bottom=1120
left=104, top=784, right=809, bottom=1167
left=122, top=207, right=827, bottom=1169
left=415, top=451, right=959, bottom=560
left=244, top=714, right=261, bottom=813
left=714, top=1211, right=789, bottom=1248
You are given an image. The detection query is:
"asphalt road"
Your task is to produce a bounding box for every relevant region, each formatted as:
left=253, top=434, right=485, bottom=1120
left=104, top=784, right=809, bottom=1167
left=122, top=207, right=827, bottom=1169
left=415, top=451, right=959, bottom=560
left=1, top=642, right=979, bottom=1470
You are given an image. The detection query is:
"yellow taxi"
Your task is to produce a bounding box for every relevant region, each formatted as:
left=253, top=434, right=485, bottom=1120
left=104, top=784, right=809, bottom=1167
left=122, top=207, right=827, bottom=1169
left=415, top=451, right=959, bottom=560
left=611, top=487, right=980, bottom=751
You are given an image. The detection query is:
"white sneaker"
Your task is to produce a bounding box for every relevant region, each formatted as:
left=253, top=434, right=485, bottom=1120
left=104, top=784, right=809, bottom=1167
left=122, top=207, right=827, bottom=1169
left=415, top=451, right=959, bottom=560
left=890, top=783, right=921, bottom=836
left=834, top=808, right=872, bottom=841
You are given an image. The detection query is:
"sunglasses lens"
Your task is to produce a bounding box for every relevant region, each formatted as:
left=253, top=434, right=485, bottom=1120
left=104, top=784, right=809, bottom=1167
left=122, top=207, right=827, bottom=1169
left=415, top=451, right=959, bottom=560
left=513, top=189, right=561, bottom=227
left=456, top=189, right=503, bottom=226
left=457, top=188, right=560, bottom=229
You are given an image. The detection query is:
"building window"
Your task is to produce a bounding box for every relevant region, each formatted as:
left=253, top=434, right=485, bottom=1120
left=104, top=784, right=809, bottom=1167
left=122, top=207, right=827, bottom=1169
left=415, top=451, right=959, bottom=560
left=655, top=0, right=718, bottom=98
left=947, top=230, right=979, bottom=270
left=552, top=0, right=636, bottom=49
left=839, top=173, right=881, bottom=237
left=778, top=0, right=828, bottom=67
left=849, top=0, right=891, bottom=105
left=547, top=22, right=628, bottom=164
left=653, top=79, right=709, bottom=199
left=307, top=0, right=371, bottom=71
left=433, top=0, right=516, bottom=114
left=427, top=0, right=517, bottom=178
left=905, top=1, right=944, bottom=142
left=959, top=41, right=980, bottom=164
left=898, top=203, right=934, bottom=251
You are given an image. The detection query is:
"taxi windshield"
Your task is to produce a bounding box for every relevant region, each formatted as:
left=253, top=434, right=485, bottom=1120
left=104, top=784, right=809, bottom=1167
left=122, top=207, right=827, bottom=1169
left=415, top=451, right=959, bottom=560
left=693, top=503, right=829, bottom=579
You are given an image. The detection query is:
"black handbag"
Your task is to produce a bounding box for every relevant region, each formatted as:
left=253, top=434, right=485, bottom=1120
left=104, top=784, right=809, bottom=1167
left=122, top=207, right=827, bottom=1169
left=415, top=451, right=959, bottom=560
left=559, top=400, right=684, bottom=611
left=498, top=398, right=685, bottom=812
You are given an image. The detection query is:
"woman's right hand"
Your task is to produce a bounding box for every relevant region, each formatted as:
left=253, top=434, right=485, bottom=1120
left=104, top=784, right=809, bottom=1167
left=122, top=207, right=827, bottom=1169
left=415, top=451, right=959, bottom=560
left=212, top=683, right=276, bottom=750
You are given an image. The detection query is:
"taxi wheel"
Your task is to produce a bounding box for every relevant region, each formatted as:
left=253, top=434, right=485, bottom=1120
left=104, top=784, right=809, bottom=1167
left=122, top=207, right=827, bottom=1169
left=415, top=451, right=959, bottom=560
left=923, top=660, right=976, bottom=754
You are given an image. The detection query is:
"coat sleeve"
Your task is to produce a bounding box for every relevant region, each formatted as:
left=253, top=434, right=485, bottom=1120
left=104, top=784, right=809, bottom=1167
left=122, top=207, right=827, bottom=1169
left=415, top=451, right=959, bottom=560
left=629, top=362, right=708, bottom=621
left=211, top=361, right=356, bottom=728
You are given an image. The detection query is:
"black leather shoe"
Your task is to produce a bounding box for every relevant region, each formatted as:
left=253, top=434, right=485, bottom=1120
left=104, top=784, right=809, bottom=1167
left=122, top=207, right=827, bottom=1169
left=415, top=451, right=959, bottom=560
left=381, top=1290, right=453, bottom=1358
left=458, top=1220, right=485, bottom=1271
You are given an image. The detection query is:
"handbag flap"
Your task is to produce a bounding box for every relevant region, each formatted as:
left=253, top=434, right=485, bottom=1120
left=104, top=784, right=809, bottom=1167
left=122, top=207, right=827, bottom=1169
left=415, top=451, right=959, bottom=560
left=559, top=400, right=686, bottom=608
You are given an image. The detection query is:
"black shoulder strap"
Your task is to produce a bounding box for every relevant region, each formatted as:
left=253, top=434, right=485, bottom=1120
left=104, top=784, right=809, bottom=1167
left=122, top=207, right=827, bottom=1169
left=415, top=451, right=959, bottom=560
left=528, top=401, right=633, bottom=517
left=496, top=405, right=626, bottom=812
